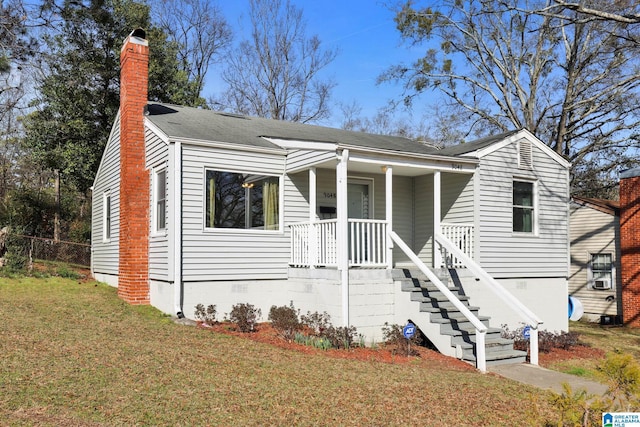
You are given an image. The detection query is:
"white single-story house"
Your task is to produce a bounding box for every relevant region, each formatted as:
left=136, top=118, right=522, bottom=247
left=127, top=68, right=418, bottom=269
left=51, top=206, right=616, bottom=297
left=569, top=196, right=622, bottom=323
left=91, top=30, right=571, bottom=370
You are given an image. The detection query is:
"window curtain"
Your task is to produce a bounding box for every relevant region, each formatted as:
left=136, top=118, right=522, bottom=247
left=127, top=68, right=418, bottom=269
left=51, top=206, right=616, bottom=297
left=263, top=179, right=279, bottom=230
left=208, top=175, right=216, bottom=228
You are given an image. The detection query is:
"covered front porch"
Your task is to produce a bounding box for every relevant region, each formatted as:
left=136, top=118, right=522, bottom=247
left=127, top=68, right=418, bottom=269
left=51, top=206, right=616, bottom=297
left=283, top=146, right=543, bottom=371
left=286, top=147, right=478, bottom=272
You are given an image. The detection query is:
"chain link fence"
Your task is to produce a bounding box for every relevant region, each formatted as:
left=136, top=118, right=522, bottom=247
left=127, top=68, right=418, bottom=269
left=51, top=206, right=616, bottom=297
left=7, top=235, right=91, bottom=267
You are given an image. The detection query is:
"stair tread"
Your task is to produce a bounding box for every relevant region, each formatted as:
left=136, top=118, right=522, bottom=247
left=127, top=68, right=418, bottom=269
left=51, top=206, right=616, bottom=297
left=441, top=326, right=503, bottom=336
left=455, top=337, right=516, bottom=348
left=462, top=349, right=527, bottom=362
left=421, top=305, right=481, bottom=313
left=400, top=283, right=462, bottom=293
left=412, top=293, right=470, bottom=302
left=431, top=316, right=490, bottom=324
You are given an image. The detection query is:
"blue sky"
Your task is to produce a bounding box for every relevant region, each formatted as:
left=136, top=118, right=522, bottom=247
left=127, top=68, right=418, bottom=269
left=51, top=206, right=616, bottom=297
left=204, top=0, right=427, bottom=128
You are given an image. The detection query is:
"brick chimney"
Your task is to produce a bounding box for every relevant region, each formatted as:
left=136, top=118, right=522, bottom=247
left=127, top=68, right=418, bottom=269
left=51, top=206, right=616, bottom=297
left=118, top=29, right=150, bottom=304
left=620, top=167, right=640, bottom=326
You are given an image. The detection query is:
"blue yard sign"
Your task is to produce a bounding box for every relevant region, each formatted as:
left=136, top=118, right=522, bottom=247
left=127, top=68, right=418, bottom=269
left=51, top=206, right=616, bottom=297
left=403, top=322, right=416, bottom=339
left=523, top=325, right=531, bottom=340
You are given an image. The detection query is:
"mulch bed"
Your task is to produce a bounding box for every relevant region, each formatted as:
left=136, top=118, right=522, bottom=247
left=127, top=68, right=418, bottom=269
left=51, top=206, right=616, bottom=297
left=200, top=322, right=606, bottom=371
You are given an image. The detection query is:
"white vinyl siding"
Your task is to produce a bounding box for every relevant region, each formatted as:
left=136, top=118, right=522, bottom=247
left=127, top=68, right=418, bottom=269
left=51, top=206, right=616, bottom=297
left=181, top=144, right=288, bottom=281
left=476, top=139, right=569, bottom=278
left=91, top=117, right=121, bottom=275
left=413, top=174, right=432, bottom=265
left=146, top=129, right=170, bottom=281
left=569, top=202, right=621, bottom=317
left=286, top=149, right=335, bottom=172
left=441, top=172, right=474, bottom=224
left=284, top=172, right=309, bottom=226
left=412, top=172, right=474, bottom=268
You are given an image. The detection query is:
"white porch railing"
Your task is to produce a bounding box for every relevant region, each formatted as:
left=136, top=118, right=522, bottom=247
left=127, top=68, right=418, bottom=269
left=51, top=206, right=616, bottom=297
left=440, top=222, right=474, bottom=268
left=290, top=219, right=387, bottom=267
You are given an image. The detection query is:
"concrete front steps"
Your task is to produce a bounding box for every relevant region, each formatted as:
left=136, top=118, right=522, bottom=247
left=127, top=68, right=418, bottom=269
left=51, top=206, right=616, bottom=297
left=393, top=268, right=527, bottom=367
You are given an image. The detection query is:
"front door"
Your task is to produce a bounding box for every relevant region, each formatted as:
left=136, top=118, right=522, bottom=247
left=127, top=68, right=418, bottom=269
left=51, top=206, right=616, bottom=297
left=347, top=180, right=371, bottom=263
left=347, top=182, right=370, bottom=219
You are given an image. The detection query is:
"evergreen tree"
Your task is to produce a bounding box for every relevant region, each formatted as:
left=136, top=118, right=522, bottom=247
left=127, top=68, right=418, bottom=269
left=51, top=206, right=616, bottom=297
left=22, top=0, right=200, bottom=239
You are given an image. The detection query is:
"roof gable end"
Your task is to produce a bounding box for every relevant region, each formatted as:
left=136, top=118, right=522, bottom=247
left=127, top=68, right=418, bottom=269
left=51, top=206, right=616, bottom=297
left=473, top=129, right=570, bottom=168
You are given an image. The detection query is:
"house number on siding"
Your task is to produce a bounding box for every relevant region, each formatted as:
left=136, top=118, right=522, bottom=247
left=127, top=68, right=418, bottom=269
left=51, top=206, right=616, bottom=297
left=323, top=192, right=336, bottom=199
left=451, top=163, right=462, bottom=170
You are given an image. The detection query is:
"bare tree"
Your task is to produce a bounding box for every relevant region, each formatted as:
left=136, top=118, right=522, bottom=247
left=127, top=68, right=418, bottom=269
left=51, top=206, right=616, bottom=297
left=383, top=0, right=640, bottom=196
left=536, top=1, right=640, bottom=24
left=219, top=0, right=337, bottom=123
left=150, top=0, right=232, bottom=104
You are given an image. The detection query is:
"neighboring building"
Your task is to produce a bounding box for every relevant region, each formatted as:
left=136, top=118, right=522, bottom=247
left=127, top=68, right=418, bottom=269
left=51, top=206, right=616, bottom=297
left=91, top=31, right=571, bottom=369
left=620, top=168, right=640, bottom=327
left=569, top=196, right=621, bottom=322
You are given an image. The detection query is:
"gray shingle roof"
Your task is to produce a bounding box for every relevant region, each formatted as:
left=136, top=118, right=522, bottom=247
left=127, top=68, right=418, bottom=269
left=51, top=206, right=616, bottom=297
left=437, top=129, right=522, bottom=156
left=145, top=103, right=442, bottom=156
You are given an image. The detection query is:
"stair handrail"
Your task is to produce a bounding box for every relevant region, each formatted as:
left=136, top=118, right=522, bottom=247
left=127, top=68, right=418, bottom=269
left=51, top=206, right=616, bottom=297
left=389, top=231, right=488, bottom=372
left=436, top=231, right=542, bottom=365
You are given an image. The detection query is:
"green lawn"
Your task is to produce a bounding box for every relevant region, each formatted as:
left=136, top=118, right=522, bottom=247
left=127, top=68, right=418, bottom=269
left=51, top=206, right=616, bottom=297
left=1, top=276, right=559, bottom=426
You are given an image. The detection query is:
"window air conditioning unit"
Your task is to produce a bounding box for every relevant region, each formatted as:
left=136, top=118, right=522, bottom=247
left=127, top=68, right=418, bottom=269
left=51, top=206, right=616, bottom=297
left=593, top=278, right=611, bottom=290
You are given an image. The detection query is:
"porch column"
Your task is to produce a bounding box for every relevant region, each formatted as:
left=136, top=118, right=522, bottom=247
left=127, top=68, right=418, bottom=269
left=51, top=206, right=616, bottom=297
left=433, top=170, right=442, bottom=269
left=385, top=165, right=393, bottom=269
left=309, top=167, right=317, bottom=268
left=337, top=149, right=350, bottom=327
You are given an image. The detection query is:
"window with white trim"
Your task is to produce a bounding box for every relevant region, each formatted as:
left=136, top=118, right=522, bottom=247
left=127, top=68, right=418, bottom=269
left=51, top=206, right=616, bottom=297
left=155, top=168, right=167, bottom=231
left=513, top=180, right=535, bottom=233
left=589, top=253, right=614, bottom=290
left=103, top=191, right=111, bottom=241
left=204, top=170, right=280, bottom=230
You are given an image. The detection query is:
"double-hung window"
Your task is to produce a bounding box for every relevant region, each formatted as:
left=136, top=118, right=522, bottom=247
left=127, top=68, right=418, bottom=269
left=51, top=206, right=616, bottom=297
left=589, top=253, right=614, bottom=290
left=204, top=170, right=280, bottom=230
left=155, top=169, right=167, bottom=232
left=513, top=180, right=535, bottom=233
left=103, top=191, right=111, bottom=241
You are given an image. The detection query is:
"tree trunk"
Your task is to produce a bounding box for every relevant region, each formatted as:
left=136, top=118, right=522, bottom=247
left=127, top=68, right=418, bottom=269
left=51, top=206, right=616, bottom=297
left=54, top=169, right=60, bottom=242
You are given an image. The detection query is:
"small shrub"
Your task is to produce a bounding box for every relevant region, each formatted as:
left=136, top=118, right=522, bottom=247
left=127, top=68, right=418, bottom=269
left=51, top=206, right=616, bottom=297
left=536, top=352, right=640, bottom=425
left=268, top=303, right=301, bottom=341
left=382, top=322, right=421, bottom=356
left=56, top=266, right=82, bottom=280
left=323, top=325, right=360, bottom=349
left=501, top=324, right=580, bottom=353
left=597, top=351, right=640, bottom=409
left=301, top=311, right=331, bottom=336
left=194, top=304, right=217, bottom=326
left=229, top=303, right=261, bottom=332
left=2, top=250, right=28, bottom=273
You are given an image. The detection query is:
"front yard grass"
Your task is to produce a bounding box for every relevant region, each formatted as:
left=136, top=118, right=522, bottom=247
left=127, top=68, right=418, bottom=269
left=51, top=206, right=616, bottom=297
left=0, top=276, right=558, bottom=425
